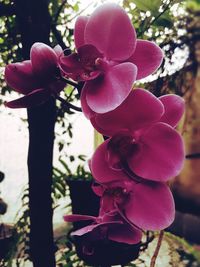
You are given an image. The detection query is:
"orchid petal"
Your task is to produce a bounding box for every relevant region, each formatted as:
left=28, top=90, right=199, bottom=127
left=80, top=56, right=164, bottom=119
left=128, top=122, right=185, bottom=181
left=84, top=3, right=136, bottom=61
left=128, top=40, right=163, bottom=80
left=100, top=194, right=115, bottom=216
left=92, top=183, right=104, bottom=197
left=91, top=140, right=128, bottom=183
left=54, top=44, right=63, bottom=58
left=125, top=182, right=175, bottom=230
left=74, top=16, right=89, bottom=49
left=85, top=63, right=137, bottom=113
left=108, top=224, right=142, bottom=244
left=159, top=94, right=185, bottom=127
left=71, top=221, right=122, bottom=237
left=30, top=42, right=58, bottom=77
left=64, top=214, right=96, bottom=222
left=59, top=53, right=82, bottom=75
left=78, top=44, right=103, bottom=64
left=5, top=88, right=50, bottom=109
left=5, top=61, right=39, bottom=94
left=80, top=87, right=96, bottom=119
left=91, top=89, right=164, bottom=136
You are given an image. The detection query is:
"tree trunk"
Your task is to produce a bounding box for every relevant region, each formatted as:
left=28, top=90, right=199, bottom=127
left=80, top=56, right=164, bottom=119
left=14, top=0, right=56, bottom=266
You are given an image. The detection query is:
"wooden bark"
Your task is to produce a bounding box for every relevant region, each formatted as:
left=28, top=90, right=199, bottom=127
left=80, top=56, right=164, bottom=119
left=14, top=0, right=56, bottom=266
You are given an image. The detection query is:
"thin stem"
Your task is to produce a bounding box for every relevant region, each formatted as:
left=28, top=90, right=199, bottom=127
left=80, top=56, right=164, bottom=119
left=60, top=76, right=81, bottom=89
left=53, top=0, right=67, bottom=23
left=56, top=95, right=82, bottom=112
left=150, top=230, right=164, bottom=267
left=138, top=0, right=174, bottom=38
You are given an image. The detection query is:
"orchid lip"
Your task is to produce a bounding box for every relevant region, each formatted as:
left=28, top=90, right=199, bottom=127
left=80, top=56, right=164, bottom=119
left=106, top=132, right=138, bottom=172
left=95, top=57, right=116, bottom=71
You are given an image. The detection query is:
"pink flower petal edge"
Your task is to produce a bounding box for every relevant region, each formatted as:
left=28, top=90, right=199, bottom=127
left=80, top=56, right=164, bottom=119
left=84, top=3, right=136, bottom=61
left=159, top=94, right=185, bottom=127
left=85, top=62, right=137, bottom=113
left=128, top=40, right=164, bottom=80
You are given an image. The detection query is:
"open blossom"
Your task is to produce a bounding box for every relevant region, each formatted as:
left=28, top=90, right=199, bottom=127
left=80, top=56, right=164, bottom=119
left=92, top=176, right=175, bottom=231
left=64, top=210, right=142, bottom=245
left=60, top=3, right=163, bottom=114
left=90, top=89, right=185, bottom=182
left=5, top=43, right=65, bottom=108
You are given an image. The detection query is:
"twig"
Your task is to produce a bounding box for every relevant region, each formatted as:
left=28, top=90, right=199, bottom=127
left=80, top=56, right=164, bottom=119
left=53, top=0, right=67, bottom=23
left=150, top=230, right=164, bottom=267
left=60, top=76, right=81, bottom=89
left=56, top=95, right=82, bottom=112
left=138, top=0, right=175, bottom=37
left=51, top=24, right=69, bottom=50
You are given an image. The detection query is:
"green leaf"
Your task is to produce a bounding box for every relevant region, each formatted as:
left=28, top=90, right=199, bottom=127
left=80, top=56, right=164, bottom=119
left=132, top=0, right=162, bottom=15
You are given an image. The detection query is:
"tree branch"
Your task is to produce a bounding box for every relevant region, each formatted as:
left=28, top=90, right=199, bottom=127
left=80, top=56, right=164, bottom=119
left=51, top=24, right=68, bottom=51
left=56, top=95, right=82, bottom=112
left=53, top=0, right=67, bottom=23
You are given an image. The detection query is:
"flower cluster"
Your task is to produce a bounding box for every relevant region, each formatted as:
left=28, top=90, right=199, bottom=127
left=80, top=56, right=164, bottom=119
left=62, top=3, right=185, bottom=248
left=64, top=89, right=185, bottom=245
left=5, top=43, right=65, bottom=108
left=4, top=2, right=185, bottom=252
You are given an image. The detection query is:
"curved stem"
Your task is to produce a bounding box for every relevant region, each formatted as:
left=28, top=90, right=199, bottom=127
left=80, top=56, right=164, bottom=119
left=60, top=76, right=81, bottom=89
left=56, top=95, right=82, bottom=112
left=150, top=230, right=164, bottom=267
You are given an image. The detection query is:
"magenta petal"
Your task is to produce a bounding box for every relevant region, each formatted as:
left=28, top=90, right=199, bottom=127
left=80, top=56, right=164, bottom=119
left=159, top=94, right=185, bottom=127
left=84, top=3, right=136, bottom=61
left=71, top=221, right=122, bottom=237
left=91, top=140, right=128, bottom=183
left=108, top=224, right=142, bottom=244
left=99, top=194, right=115, bottom=216
left=74, top=16, right=89, bottom=49
left=80, top=87, right=96, bottom=119
left=30, top=42, right=58, bottom=76
left=91, top=89, right=164, bottom=136
left=59, top=53, right=82, bottom=74
left=71, top=224, right=99, bottom=236
left=128, top=122, right=185, bottom=181
left=92, top=183, right=104, bottom=197
left=125, top=182, right=175, bottom=230
left=54, top=44, right=63, bottom=58
left=128, top=40, right=163, bottom=80
left=5, top=88, right=50, bottom=109
left=78, top=44, right=103, bottom=63
left=64, top=214, right=96, bottom=222
left=86, top=63, right=137, bottom=113
left=5, top=61, right=39, bottom=94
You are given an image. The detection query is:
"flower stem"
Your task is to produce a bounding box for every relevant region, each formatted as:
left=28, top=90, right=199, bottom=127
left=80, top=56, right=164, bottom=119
left=150, top=230, right=164, bottom=267
left=60, top=76, right=81, bottom=89
left=56, top=95, right=82, bottom=112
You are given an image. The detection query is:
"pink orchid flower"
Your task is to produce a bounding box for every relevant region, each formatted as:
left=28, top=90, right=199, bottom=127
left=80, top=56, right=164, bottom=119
left=90, top=89, right=185, bottom=182
left=60, top=3, right=163, bottom=114
left=64, top=210, right=142, bottom=245
left=92, top=176, right=175, bottom=231
left=5, top=43, right=65, bottom=108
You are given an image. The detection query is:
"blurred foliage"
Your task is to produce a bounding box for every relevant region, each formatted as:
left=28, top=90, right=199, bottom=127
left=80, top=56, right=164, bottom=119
left=0, top=154, right=92, bottom=266
left=124, top=0, right=200, bottom=96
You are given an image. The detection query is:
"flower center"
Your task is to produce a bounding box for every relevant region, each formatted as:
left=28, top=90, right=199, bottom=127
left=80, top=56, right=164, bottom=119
left=104, top=187, right=129, bottom=205
left=107, top=132, right=137, bottom=169
left=77, top=44, right=104, bottom=80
